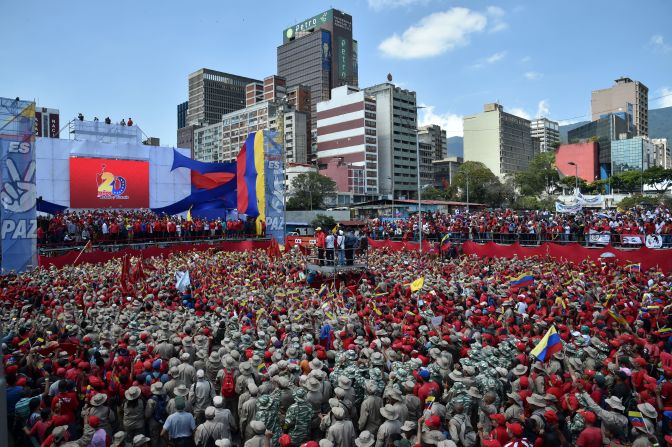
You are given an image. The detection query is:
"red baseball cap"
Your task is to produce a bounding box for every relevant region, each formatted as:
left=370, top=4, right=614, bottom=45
left=580, top=410, right=597, bottom=424
left=506, top=422, right=524, bottom=437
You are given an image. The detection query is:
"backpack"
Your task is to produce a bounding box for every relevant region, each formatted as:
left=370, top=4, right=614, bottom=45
left=152, top=395, right=168, bottom=424
left=15, top=396, right=34, bottom=421
left=221, top=369, right=236, bottom=398
left=199, top=423, right=218, bottom=447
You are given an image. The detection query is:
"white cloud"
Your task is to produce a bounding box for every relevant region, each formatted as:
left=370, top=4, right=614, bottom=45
left=419, top=104, right=463, bottom=137
left=379, top=7, right=488, bottom=59
left=536, top=100, right=550, bottom=118
left=508, top=107, right=531, bottom=120
left=486, top=6, right=508, bottom=32
left=649, top=34, right=672, bottom=54
left=524, top=71, right=542, bottom=80
left=520, top=56, right=531, bottom=63
left=471, top=51, right=507, bottom=68
left=657, top=87, right=672, bottom=108
left=368, top=0, right=427, bottom=10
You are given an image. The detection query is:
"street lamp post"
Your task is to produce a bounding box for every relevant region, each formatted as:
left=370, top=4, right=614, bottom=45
left=568, top=161, right=578, bottom=194
left=465, top=169, right=470, bottom=214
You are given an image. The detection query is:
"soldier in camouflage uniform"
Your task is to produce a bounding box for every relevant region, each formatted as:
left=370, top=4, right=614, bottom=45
left=255, top=394, right=281, bottom=447
left=445, top=382, right=474, bottom=418
left=285, top=387, right=313, bottom=447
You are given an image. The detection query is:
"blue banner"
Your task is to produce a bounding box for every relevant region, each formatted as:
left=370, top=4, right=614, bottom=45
left=1, top=98, right=37, bottom=273
left=263, top=131, right=285, bottom=242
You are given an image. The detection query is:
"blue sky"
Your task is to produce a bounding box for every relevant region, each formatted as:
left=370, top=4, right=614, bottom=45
left=2, top=0, right=671, bottom=147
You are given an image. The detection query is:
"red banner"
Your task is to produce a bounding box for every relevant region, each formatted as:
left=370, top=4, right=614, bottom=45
left=39, top=240, right=271, bottom=269
left=70, top=157, right=149, bottom=208
left=462, top=241, right=672, bottom=273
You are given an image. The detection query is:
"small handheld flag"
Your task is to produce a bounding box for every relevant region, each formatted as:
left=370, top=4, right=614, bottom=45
left=408, top=277, right=424, bottom=293
left=530, top=325, right=562, bottom=362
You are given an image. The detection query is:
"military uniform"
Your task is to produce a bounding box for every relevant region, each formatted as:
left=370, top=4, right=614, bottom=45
left=285, top=389, right=313, bottom=447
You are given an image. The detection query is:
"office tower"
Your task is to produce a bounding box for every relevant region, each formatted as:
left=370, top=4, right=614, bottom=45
left=530, top=118, right=560, bottom=152
left=363, top=83, right=418, bottom=199
left=277, top=9, right=358, bottom=159
left=592, top=77, right=648, bottom=136
left=568, top=113, right=631, bottom=179
left=186, top=68, right=260, bottom=127
left=177, top=101, right=188, bottom=129
left=463, top=103, right=535, bottom=177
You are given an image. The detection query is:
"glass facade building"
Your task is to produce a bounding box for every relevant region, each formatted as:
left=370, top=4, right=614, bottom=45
left=611, top=137, right=653, bottom=175
left=568, top=113, right=630, bottom=178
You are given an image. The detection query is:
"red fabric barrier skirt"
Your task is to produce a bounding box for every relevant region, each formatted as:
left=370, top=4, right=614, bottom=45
left=39, top=240, right=271, bottom=269
left=461, top=241, right=672, bottom=273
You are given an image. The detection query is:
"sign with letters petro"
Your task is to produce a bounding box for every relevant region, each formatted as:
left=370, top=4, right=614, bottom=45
left=0, top=98, right=37, bottom=274
left=283, top=9, right=333, bottom=43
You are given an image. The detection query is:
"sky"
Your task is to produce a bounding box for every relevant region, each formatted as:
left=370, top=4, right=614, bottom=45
left=2, top=0, right=672, bottom=147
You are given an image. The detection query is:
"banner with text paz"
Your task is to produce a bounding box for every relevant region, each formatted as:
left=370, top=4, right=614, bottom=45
left=1, top=98, right=37, bottom=274
left=70, top=157, right=149, bottom=208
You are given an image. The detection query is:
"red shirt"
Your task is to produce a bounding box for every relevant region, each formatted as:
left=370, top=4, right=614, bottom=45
left=576, top=426, right=602, bottom=447
left=417, top=381, right=440, bottom=405
left=51, top=391, right=79, bottom=423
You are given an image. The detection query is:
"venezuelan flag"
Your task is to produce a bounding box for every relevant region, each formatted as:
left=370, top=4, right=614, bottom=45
left=530, top=325, right=562, bottom=361
left=509, top=272, right=534, bottom=290
left=408, top=277, right=424, bottom=292
left=236, top=131, right=266, bottom=234
left=627, top=263, right=641, bottom=271
left=608, top=307, right=628, bottom=326
left=628, top=411, right=644, bottom=427
left=318, top=284, right=328, bottom=298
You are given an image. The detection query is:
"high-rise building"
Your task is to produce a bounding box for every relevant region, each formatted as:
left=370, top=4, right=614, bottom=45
left=418, top=125, right=448, bottom=161
left=34, top=106, right=60, bottom=138
left=316, top=85, right=377, bottom=204
left=432, top=157, right=463, bottom=189
left=283, top=109, right=309, bottom=165
left=568, top=113, right=631, bottom=179
left=363, top=83, right=418, bottom=200
left=611, top=136, right=654, bottom=175
left=186, top=68, right=260, bottom=127
left=530, top=118, right=560, bottom=152
left=463, top=103, right=536, bottom=177
left=177, top=101, right=188, bottom=129
left=278, top=9, right=358, bottom=159
left=177, top=125, right=198, bottom=153
left=651, top=138, right=671, bottom=169
left=592, top=77, right=648, bottom=136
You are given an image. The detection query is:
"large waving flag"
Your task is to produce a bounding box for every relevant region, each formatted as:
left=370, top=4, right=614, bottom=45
left=509, top=272, right=534, bottom=290
left=530, top=325, right=562, bottom=361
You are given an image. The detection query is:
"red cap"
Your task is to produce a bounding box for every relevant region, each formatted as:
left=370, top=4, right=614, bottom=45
left=580, top=410, right=597, bottom=424
left=88, top=415, right=100, bottom=428
left=279, top=434, right=292, bottom=447
left=425, top=415, right=441, bottom=429
left=544, top=410, right=558, bottom=424
left=506, top=422, right=524, bottom=437
left=482, top=440, right=502, bottom=447
left=489, top=413, right=506, bottom=425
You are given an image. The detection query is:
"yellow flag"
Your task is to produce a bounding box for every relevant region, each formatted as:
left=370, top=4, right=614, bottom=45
left=409, top=277, right=424, bottom=292
left=187, top=206, right=193, bottom=222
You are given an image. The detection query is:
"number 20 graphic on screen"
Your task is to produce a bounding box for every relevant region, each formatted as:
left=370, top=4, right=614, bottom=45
left=96, top=164, right=126, bottom=197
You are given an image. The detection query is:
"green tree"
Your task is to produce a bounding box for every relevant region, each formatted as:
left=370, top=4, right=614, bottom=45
left=584, top=179, right=608, bottom=194
left=422, top=186, right=453, bottom=200
left=558, top=175, right=587, bottom=192
left=311, top=214, right=337, bottom=231
left=453, top=161, right=500, bottom=205
left=286, top=172, right=337, bottom=210
left=610, top=171, right=643, bottom=193
left=642, top=166, right=672, bottom=194
left=514, top=151, right=559, bottom=196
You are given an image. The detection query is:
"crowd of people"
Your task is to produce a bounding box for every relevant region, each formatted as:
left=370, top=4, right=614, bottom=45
left=4, top=237, right=672, bottom=447
left=38, top=211, right=263, bottom=248
left=367, top=206, right=672, bottom=247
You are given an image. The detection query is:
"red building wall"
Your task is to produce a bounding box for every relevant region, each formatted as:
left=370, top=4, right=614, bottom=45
left=555, top=142, right=599, bottom=183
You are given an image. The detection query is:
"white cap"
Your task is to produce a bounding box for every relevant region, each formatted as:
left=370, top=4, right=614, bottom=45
left=196, top=369, right=205, bottom=378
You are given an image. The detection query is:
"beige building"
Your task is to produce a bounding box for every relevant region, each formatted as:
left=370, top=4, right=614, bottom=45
left=591, top=77, right=648, bottom=136
left=463, top=103, right=535, bottom=177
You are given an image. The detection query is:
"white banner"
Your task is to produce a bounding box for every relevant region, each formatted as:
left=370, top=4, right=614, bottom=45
left=622, top=235, right=643, bottom=245
left=645, top=235, right=663, bottom=249
left=576, top=192, right=604, bottom=206
left=587, top=233, right=611, bottom=245
left=555, top=201, right=582, bottom=213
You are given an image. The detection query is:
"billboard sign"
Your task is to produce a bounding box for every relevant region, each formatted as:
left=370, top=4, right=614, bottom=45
left=263, top=131, right=285, bottom=242
left=69, top=157, right=149, bottom=208
left=1, top=98, right=37, bottom=274
left=321, top=30, right=332, bottom=71
left=337, top=36, right=350, bottom=81
left=284, top=9, right=333, bottom=43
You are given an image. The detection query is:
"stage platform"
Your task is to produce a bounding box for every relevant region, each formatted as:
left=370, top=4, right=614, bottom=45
left=307, top=263, right=368, bottom=273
